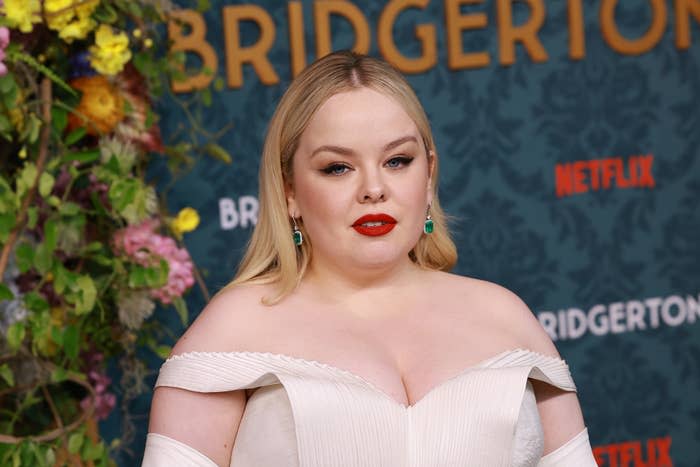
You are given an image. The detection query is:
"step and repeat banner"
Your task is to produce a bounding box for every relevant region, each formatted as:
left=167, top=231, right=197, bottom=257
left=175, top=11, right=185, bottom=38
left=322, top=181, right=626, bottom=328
left=145, top=1, right=700, bottom=465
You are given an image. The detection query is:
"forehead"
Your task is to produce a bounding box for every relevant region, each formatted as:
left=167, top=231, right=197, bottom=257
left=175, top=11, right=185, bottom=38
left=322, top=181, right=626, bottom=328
left=299, top=87, right=420, bottom=149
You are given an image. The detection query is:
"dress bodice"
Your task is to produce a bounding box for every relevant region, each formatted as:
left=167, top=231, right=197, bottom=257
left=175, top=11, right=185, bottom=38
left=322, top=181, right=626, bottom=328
left=147, top=348, right=591, bottom=467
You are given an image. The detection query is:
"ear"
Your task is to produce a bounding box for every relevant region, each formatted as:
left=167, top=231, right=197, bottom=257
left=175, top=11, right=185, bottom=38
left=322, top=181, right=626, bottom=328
left=285, top=181, right=298, bottom=218
left=426, top=150, right=436, bottom=205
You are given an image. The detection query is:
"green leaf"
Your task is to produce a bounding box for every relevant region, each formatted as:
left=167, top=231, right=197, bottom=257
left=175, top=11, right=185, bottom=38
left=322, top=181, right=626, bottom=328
left=201, top=87, right=212, bottom=107
left=51, top=106, right=68, bottom=134
left=50, top=325, right=63, bottom=346
left=26, top=206, right=38, bottom=229
left=109, top=179, right=137, bottom=212
left=52, top=263, right=71, bottom=294
left=59, top=202, right=81, bottom=216
left=7, top=50, right=77, bottom=96
left=0, top=283, right=13, bottom=300
left=17, top=163, right=37, bottom=199
left=64, top=127, right=86, bottom=146
left=81, top=440, right=105, bottom=461
left=51, top=367, right=68, bottom=383
left=33, top=243, right=53, bottom=274
left=173, top=296, right=188, bottom=327
left=43, top=219, right=57, bottom=251
left=63, top=325, right=79, bottom=360
left=44, top=448, right=55, bottom=466
left=7, top=322, right=25, bottom=351
left=204, top=143, right=232, bottom=164
left=61, top=149, right=100, bottom=164
left=214, top=76, right=225, bottom=92
left=15, top=243, right=34, bottom=272
left=38, top=172, right=55, bottom=198
left=0, top=213, right=15, bottom=242
left=128, top=265, right=146, bottom=288
left=47, top=195, right=61, bottom=207
left=196, top=0, right=211, bottom=12
left=24, top=292, right=49, bottom=313
left=74, top=275, right=96, bottom=314
left=0, top=74, right=16, bottom=92
left=68, top=433, right=84, bottom=454
left=0, top=363, right=15, bottom=386
left=154, top=345, right=172, bottom=360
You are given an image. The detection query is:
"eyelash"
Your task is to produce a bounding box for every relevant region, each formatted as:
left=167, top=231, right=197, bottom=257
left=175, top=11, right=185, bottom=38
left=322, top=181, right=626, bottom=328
left=321, top=156, right=414, bottom=176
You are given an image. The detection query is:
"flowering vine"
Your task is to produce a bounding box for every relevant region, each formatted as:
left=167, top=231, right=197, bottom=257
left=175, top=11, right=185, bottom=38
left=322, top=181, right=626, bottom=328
left=0, top=1, right=230, bottom=465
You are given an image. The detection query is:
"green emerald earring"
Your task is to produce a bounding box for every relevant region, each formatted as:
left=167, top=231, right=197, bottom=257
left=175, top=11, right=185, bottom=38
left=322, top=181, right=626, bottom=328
left=423, top=207, right=433, bottom=234
left=292, top=217, right=303, bottom=246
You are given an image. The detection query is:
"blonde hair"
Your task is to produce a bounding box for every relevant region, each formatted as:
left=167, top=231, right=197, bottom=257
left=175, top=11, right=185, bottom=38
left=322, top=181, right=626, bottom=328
left=224, top=51, right=457, bottom=304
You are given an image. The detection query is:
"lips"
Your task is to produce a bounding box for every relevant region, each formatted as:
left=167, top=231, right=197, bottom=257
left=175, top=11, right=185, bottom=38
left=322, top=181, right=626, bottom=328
left=352, top=213, right=397, bottom=237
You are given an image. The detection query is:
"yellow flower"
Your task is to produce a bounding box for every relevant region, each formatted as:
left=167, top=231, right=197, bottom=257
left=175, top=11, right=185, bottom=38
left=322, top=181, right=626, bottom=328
left=74, top=0, right=99, bottom=19
left=45, top=0, right=99, bottom=33
left=172, top=207, right=200, bottom=235
left=1, top=0, right=41, bottom=33
left=68, top=75, right=125, bottom=135
left=45, top=0, right=76, bottom=31
left=89, top=24, right=132, bottom=76
left=58, top=15, right=97, bottom=43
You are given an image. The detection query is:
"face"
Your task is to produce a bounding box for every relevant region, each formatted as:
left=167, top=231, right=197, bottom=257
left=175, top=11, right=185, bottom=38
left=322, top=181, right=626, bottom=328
left=287, top=87, right=434, bottom=274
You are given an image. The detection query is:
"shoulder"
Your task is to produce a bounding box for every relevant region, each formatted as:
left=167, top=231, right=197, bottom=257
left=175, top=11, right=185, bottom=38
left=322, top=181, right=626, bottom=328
left=428, top=272, right=559, bottom=358
left=171, top=282, right=277, bottom=356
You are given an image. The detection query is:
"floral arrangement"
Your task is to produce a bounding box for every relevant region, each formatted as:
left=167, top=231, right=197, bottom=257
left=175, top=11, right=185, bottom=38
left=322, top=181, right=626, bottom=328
left=0, top=1, right=227, bottom=465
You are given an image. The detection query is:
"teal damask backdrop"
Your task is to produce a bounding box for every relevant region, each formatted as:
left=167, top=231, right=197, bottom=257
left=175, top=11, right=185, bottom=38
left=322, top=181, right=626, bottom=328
left=124, top=1, right=700, bottom=465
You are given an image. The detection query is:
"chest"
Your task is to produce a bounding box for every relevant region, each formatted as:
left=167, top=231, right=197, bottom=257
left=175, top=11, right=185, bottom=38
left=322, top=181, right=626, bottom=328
left=255, top=305, right=519, bottom=407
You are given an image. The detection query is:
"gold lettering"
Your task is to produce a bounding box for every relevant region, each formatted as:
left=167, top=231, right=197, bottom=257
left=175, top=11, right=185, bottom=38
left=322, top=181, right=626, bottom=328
left=600, top=0, right=667, bottom=55
left=168, top=10, right=218, bottom=93
left=314, top=1, right=371, bottom=58
left=222, top=5, right=280, bottom=89
left=288, top=2, right=307, bottom=77
left=568, top=0, right=585, bottom=59
left=675, top=0, right=700, bottom=49
left=378, top=0, right=437, bottom=73
left=497, top=0, right=548, bottom=66
left=445, top=0, right=490, bottom=69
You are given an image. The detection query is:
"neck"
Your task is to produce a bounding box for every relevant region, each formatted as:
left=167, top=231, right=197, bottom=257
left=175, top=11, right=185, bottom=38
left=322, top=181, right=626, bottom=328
left=300, top=255, right=424, bottom=306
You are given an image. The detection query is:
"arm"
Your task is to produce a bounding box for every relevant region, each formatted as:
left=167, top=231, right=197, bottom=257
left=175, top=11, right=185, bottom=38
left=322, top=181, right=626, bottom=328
left=144, top=386, right=246, bottom=467
left=144, top=285, right=265, bottom=467
left=479, top=281, right=597, bottom=464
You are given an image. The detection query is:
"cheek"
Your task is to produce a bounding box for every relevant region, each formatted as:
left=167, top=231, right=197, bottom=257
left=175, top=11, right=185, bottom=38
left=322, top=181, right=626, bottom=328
left=294, top=178, right=349, bottom=228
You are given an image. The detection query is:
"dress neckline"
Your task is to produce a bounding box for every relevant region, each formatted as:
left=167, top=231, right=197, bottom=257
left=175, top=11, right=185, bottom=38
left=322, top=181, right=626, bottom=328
left=164, top=348, right=567, bottom=409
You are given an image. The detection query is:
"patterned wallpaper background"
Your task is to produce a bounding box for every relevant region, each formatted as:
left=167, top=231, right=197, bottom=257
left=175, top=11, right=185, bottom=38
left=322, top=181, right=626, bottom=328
left=121, top=1, right=700, bottom=465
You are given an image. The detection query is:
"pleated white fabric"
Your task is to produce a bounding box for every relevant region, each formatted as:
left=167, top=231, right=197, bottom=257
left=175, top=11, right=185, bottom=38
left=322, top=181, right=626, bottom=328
left=147, top=349, right=597, bottom=467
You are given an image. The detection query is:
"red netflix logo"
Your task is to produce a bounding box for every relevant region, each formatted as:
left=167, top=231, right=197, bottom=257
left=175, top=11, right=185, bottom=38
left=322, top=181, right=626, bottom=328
left=593, top=436, right=672, bottom=467
left=555, top=155, right=655, bottom=198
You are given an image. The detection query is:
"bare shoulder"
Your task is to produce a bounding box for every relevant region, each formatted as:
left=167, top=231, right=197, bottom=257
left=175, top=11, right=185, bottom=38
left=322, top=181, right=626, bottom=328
left=147, top=283, right=274, bottom=466
left=171, top=282, right=274, bottom=356
left=428, top=272, right=559, bottom=358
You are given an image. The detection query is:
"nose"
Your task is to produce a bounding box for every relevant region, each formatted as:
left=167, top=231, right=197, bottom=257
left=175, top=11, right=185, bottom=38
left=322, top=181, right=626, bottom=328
left=358, top=168, right=386, bottom=203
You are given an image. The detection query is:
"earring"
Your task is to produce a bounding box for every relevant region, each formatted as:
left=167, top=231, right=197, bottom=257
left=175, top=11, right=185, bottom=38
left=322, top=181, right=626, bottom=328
left=292, top=217, right=303, bottom=246
left=423, top=207, right=434, bottom=234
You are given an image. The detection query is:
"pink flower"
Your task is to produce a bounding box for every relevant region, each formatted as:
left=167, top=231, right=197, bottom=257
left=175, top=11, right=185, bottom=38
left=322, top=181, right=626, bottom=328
left=113, top=219, right=195, bottom=304
left=79, top=352, right=116, bottom=421
left=0, top=27, right=9, bottom=76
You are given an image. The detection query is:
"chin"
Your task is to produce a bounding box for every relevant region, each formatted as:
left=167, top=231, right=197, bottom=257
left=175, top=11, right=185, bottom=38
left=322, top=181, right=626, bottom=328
left=352, top=245, right=409, bottom=269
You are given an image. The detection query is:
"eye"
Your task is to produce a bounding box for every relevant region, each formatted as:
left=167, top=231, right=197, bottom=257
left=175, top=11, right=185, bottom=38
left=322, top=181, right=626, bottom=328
left=321, top=163, right=351, bottom=176
left=385, top=156, right=414, bottom=169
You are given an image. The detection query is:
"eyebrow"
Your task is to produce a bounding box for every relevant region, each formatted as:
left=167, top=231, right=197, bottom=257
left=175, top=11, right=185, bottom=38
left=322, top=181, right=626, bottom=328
left=310, top=135, right=419, bottom=158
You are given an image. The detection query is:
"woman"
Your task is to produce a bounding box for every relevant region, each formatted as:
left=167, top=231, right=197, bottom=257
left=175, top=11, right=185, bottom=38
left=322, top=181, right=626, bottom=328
left=143, top=51, right=597, bottom=466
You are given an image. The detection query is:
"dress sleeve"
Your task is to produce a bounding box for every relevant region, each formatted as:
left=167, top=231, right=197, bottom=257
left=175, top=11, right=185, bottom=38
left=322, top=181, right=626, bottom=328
left=537, top=428, right=598, bottom=467
left=142, top=433, right=218, bottom=467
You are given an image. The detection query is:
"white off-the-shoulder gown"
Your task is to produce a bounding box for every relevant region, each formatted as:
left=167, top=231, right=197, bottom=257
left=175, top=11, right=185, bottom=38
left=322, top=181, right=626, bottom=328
left=143, top=349, right=597, bottom=466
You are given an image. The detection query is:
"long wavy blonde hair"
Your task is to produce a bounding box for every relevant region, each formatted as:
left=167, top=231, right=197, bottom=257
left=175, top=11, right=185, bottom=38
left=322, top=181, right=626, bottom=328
left=223, top=51, right=457, bottom=304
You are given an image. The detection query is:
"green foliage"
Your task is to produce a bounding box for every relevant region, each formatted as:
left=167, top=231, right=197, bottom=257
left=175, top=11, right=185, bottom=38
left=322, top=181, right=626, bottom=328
left=0, top=0, right=222, bottom=462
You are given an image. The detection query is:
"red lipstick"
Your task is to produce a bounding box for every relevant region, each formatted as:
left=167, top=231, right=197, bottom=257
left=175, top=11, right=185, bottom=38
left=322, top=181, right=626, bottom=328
left=352, top=213, right=397, bottom=237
